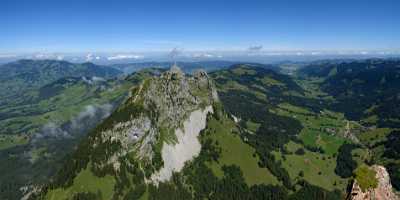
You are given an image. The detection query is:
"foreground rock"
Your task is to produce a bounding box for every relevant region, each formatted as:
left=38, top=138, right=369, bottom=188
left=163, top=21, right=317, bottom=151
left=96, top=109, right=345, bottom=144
left=348, top=165, right=399, bottom=200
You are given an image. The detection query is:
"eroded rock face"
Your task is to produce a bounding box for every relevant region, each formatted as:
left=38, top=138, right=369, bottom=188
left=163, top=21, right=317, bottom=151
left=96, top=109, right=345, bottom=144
left=348, top=165, right=399, bottom=200
left=150, top=106, right=213, bottom=183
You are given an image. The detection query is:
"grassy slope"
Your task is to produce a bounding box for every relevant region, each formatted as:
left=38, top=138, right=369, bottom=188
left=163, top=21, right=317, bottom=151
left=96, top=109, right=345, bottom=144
left=358, top=128, right=391, bottom=147
left=272, top=103, right=346, bottom=155
left=0, top=134, right=28, bottom=150
left=45, top=164, right=116, bottom=200
left=294, top=77, right=334, bottom=100
left=205, top=115, right=279, bottom=186
left=272, top=141, right=347, bottom=191
left=354, top=165, right=378, bottom=192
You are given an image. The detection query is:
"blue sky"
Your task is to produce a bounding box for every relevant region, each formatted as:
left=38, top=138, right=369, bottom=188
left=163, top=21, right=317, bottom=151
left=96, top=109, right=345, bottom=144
left=1, top=0, right=400, bottom=53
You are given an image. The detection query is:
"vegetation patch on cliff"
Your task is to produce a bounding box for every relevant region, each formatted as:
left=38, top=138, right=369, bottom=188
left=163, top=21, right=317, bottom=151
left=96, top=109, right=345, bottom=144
left=354, top=165, right=378, bottom=192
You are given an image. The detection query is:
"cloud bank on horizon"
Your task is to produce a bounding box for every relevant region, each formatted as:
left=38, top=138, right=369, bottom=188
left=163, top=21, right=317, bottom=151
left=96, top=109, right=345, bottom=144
left=1, top=49, right=400, bottom=66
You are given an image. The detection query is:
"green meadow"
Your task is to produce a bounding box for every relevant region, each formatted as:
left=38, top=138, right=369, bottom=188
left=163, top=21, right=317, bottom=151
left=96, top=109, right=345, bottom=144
left=205, top=116, right=280, bottom=186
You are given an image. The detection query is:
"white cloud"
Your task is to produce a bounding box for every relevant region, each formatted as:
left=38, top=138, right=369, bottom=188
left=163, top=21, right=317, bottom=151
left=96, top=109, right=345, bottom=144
left=70, top=104, right=113, bottom=131
left=86, top=53, right=94, bottom=61
left=36, top=122, right=71, bottom=139
left=192, top=53, right=222, bottom=59
left=311, top=52, right=321, bottom=55
left=92, top=76, right=105, bottom=82
left=35, top=54, right=52, bottom=59
left=32, top=53, right=64, bottom=60
left=56, top=55, right=64, bottom=60
left=248, top=45, right=263, bottom=52
left=263, top=52, right=283, bottom=56
left=107, top=54, right=144, bottom=60
left=168, top=47, right=182, bottom=59
left=0, top=54, right=17, bottom=58
left=81, top=76, right=105, bottom=85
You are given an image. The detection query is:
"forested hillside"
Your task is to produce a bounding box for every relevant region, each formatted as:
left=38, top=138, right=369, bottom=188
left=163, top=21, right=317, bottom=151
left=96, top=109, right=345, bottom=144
left=298, top=59, right=400, bottom=128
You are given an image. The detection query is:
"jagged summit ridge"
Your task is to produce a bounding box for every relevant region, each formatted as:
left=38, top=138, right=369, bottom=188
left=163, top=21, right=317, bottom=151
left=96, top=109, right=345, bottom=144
left=139, top=66, right=216, bottom=130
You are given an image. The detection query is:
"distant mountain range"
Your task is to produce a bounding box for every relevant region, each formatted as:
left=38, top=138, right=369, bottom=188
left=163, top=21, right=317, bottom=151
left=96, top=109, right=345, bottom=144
left=0, top=59, right=122, bottom=104
left=110, top=61, right=249, bottom=74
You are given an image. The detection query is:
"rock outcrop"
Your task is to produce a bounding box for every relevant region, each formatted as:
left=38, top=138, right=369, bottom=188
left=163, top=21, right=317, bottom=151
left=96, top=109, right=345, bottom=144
left=348, top=165, right=399, bottom=200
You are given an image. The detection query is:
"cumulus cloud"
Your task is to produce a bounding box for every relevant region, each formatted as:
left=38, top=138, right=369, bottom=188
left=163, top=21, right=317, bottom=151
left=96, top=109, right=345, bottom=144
left=32, top=54, right=65, bottom=60
left=69, top=104, right=113, bottom=131
left=34, top=54, right=57, bottom=59
left=34, top=54, right=50, bottom=59
left=85, top=53, right=101, bottom=61
left=86, top=53, right=94, bottom=61
left=32, top=104, right=114, bottom=143
left=56, top=55, right=64, bottom=60
left=81, top=76, right=92, bottom=84
left=248, top=45, right=263, bottom=52
left=81, top=76, right=106, bottom=85
left=168, top=47, right=183, bottom=59
left=192, top=53, right=222, bottom=59
left=107, top=54, right=144, bottom=60
left=92, top=76, right=105, bottom=82
left=311, top=52, right=321, bottom=55
left=36, top=122, right=71, bottom=139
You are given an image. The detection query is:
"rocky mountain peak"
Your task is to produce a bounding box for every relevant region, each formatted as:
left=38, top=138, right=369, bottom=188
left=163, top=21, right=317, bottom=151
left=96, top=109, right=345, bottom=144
left=161, top=64, right=184, bottom=80
left=89, top=65, right=218, bottom=184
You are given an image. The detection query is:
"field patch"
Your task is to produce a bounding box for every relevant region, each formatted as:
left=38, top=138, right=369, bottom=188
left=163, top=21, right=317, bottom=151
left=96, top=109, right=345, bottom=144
left=273, top=141, right=347, bottom=191
left=358, top=128, right=391, bottom=147
left=272, top=103, right=346, bottom=155
left=232, top=67, right=256, bottom=76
